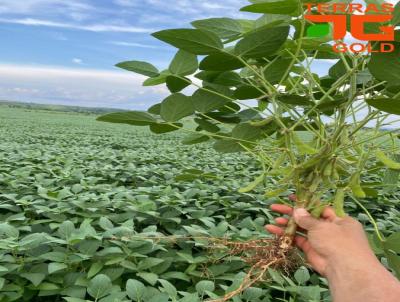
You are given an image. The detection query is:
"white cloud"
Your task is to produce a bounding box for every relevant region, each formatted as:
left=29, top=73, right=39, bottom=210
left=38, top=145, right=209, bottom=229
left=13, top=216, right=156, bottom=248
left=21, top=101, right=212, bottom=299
left=0, top=64, right=168, bottom=109
left=0, top=17, right=154, bottom=33
left=108, top=41, right=160, bottom=49
left=72, top=58, right=83, bottom=64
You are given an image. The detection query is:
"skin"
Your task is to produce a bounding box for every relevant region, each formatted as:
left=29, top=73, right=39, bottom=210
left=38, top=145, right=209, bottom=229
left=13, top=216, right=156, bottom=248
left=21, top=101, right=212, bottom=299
left=265, top=199, right=400, bottom=302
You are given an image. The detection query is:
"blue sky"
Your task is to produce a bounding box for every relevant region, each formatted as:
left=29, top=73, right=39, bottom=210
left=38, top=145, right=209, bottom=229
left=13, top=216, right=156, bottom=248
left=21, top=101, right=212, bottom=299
left=0, top=0, right=252, bottom=109
left=1, top=0, right=395, bottom=110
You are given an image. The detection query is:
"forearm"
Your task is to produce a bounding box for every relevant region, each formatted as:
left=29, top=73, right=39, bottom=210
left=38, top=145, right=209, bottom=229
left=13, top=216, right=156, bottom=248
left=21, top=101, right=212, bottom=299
left=327, top=254, right=400, bottom=302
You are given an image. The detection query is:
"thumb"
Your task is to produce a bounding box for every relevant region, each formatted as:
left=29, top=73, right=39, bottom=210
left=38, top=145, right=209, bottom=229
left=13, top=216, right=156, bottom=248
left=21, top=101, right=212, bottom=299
left=293, top=208, right=320, bottom=230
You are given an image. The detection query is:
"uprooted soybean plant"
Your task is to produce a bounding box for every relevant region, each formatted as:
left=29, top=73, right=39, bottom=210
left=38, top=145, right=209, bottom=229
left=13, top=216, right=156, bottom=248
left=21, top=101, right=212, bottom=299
left=98, top=0, right=400, bottom=300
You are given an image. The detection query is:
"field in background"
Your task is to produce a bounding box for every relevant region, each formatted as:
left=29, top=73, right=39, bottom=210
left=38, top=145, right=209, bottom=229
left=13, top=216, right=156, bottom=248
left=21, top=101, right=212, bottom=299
left=0, top=105, right=399, bottom=302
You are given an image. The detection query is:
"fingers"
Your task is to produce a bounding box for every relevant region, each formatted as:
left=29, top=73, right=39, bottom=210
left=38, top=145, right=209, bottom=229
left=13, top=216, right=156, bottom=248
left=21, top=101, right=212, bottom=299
left=275, top=217, right=289, bottom=226
left=293, top=208, right=321, bottom=230
left=265, top=224, right=285, bottom=236
left=321, top=207, right=338, bottom=222
left=270, top=204, right=293, bottom=215
left=295, top=236, right=312, bottom=254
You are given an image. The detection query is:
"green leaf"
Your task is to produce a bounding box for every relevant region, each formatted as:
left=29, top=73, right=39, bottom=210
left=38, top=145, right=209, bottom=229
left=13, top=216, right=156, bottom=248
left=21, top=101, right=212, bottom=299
left=116, top=61, right=159, bottom=77
left=182, top=133, right=210, bottom=145
left=152, top=29, right=223, bottom=55
left=234, top=85, right=264, bottom=100
left=87, top=262, right=104, bottom=279
left=263, top=58, right=293, bottom=84
left=232, top=123, right=263, bottom=141
left=278, top=95, right=312, bottom=106
left=21, top=273, right=46, bottom=287
left=195, top=280, right=215, bottom=295
left=126, top=279, right=145, bottom=301
left=160, top=93, right=194, bottom=122
left=366, top=98, right=400, bottom=115
left=200, top=52, right=245, bottom=71
left=191, top=18, right=243, bottom=40
left=158, top=279, right=177, bottom=299
left=137, top=272, right=158, bottom=286
left=394, top=2, right=400, bottom=25
left=212, top=71, right=243, bottom=86
left=137, top=257, right=164, bottom=271
left=192, top=89, right=229, bottom=113
left=166, top=76, right=191, bottom=93
left=255, top=14, right=291, bottom=28
left=87, top=274, right=112, bottom=299
left=48, top=263, right=68, bottom=274
left=235, top=26, right=290, bottom=58
left=242, top=287, right=263, bottom=300
left=97, top=111, right=157, bottom=126
left=169, top=50, right=198, bottom=76
left=143, top=71, right=170, bottom=86
left=194, top=118, right=220, bottom=133
left=0, top=223, right=19, bottom=238
left=294, top=267, right=310, bottom=285
left=213, top=140, right=244, bottom=153
left=369, top=43, right=400, bottom=85
left=241, top=0, right=300, bottom=15
left=148, top=103, right=161, bottom=115
left=150, top=123, right=182, bottom=134
left=385, top=251, right=400, bottom=279
left=384, top=232, right=400, bottom=253
left=37, top=282, right=60, bottom=291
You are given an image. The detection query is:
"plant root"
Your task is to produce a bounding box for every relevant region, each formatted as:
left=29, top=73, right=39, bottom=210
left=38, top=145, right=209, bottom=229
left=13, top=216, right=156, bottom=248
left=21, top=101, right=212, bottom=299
left=207, top=237, right=301, bottom=302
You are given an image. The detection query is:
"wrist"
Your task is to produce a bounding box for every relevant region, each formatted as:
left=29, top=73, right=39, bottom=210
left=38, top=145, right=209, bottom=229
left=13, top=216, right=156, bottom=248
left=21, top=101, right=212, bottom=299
left=325, top=251, right=381, bottom=281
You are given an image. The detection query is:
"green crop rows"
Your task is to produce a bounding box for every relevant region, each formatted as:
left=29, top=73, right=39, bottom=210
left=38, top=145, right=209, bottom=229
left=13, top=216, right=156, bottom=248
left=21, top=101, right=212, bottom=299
left=0, top=106, right=399, bottom=302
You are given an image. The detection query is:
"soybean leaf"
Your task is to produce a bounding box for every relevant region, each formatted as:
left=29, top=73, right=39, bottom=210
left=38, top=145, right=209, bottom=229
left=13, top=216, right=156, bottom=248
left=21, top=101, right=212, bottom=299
left=97, top=111, right=156, bottom=126
left=394, top=2, right=400, bottom=25
left=161, top=93, right=194, bottom=122
left=369, top=43, right=400, bottom=84
left=194, top=118, right=220, bottom=133
left=263, top=58, right=292, bottom=84
left=182, top=133, right=210, bottom=145
left=152, top=29, right=223, bottom=55
left=191, top=18, right=243, bottom=40
left=150, top=123, right=182, bottom=134
left=143, top=71, right=170, bottom=86
left=166, top=76, right=191, bottom=93
left=235, top=26, right=290, bottom=58
left=366, top=98, right=400, bottom=115
left=116, top=61, right=159, bottom=77
left=213, top=71, right=243, bottom=86
left=159, top=279, right=177, bottom=299
left=169, top=50, right=198, bottom=76
left=195, top=280, right=215, bottom=296
left=87, top=274, right=112, bottom=299
left=234, top=85, right=264, bottom=100
left=21, top=273, right=46, bottom=287
left=148, top=103, right=161, bottom=115
left=384, top=232, right=400, bottom=253
left=294, top=267, right=310, bottom=285
left=232, top=123, right=263, bottom=141
left=192, top=89, right=229, bottom=112
left=278, top=95, right=313, bottom=106
left=255, top=14, right=291, bottom=28
left=241, top=0, right=300, bottom=16
left=200, top=52, right=245, bottom=71
left=48, top=263, right=68, bottom=274
left=213, top=140, right=244, bottom=153
left=126, top=279, right=145, bottom=301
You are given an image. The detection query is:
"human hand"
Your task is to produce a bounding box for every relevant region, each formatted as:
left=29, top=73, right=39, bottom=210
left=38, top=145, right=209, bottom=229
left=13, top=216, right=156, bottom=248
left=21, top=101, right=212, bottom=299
left=265, top=197, right=377, bottom=277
